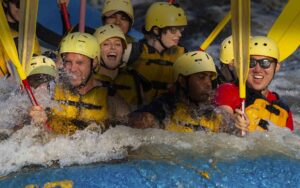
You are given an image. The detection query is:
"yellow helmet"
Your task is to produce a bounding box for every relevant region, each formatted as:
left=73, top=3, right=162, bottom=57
left=174, top=51, right=217, bottom=81
left=219, top=36, right=234, bottom=64
left=145, top=2, right=187, bottom=31
left=94, top=24, right=127, bottom=48
left=59, top=32, right=100, bottom=60
left=25, top=55, right=57, bottom=77
left=250, top=36, right=279, bottom=61
left=102, top=0, right=134, bottom=23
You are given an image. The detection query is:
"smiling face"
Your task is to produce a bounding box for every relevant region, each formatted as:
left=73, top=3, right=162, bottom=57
left=100, top=37, right=124, bottom=70
left=62, top=53, right=93, bottom=87
left=247, top=55, right=280, bottom=95
left=160, top=26, right=184, bottom=48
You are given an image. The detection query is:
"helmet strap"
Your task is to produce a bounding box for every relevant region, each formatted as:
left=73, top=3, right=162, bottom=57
left=269, top=61, right=278, bottom=85
left=77, top=59, right=94, bottom=89
left=178, top=75, right=190, bottom=98
left=100, top=57, right=123, bottom=70
left=151, top=27, right=168, bottom=50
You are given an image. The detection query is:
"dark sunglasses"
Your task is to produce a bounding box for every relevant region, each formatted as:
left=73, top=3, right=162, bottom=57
left=249, top=58, right=276, bottom=69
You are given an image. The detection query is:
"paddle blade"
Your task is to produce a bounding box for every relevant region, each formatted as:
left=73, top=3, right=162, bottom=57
left=0, top=5, right=26, bottom=80
left=200, top=11, right=231, bottom=51
left=268, top=0, right=300, bottom=62
left=231, top=0, right=250, bottom=99
left=18, top=0, right=39, bottom=71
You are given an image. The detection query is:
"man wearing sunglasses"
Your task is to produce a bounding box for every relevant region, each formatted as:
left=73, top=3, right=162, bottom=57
left=214, top=36, right=294, bottom=133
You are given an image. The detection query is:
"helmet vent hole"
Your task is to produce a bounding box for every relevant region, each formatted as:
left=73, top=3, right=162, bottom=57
left=254, top=42, right=258, bottom=45
left=263, top=43, right=267, bottom=46
left=191, top=53, right=197, bottom=57
left=42, top=58, right=46, bottom=63
left=195, top=59, right=202, bottom=62
left=99, top=30, right=106, bottom=34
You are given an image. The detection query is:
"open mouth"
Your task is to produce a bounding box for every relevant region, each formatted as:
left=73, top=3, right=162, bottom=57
left=107, top=52, right=117, bottom=61
left=253, top=75, right=263, bottom=79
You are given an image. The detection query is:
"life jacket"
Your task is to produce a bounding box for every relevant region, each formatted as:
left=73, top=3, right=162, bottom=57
left=165, top=102, right=222, bottom=133
left=49, top=84, right=109, bottom=135
left=94, top=68, right=146, bottom=108
left=245, top=89, right=290, bottom=132
left=133, top=42, right=185, bottom=103
left=0, top=29, right=41, bottom=77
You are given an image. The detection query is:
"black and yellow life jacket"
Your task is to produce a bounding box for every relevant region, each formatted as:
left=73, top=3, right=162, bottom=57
left=245, top=89, right=290, bottom=132
left=165, top=102, right=223, bottom=133
left=49, top=84, right=109, bottom=135
left=133, top=42, right=185, bottom=103
left=0, top=29, right=41, bottom=77
left=94, top=69, right=147, bottom=108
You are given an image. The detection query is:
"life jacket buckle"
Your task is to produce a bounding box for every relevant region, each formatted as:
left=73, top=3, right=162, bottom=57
left=266, top=104, right=280, bottom=115
left=258, top=119, right=269, bottom=130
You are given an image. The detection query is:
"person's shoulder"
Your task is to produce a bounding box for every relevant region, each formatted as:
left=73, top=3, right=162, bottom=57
left=268, top=91, right=291, bottom=111
left=216, top=83, right=238, bottom=94
left=267, top=90, right=279, bottom=101
left=214, top=82, right=240, bottom=109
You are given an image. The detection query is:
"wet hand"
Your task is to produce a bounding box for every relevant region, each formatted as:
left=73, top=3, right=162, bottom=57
left=234, top=109, right=249, bottom=134
left=29, top=105, right=48, bottom=126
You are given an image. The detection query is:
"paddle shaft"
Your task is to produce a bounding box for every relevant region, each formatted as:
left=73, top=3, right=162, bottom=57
left=60, top=3, right=71, bottom=31
left=231, top=0, right=250, bottom=136
left=22, top=80, right=38, bottom=105
left=79, top=0, right=86, bottom=32
left=199, top=11, right=231, bottom=51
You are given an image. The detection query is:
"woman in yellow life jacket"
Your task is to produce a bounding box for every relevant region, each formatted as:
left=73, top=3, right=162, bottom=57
left=123, top=2, right=188, bottom=104
left=102, top=0, right=135, bottom=43
left=0, top=0, right=41, bottom=78
left=29, top=32, right=129, bottom=135
left=128, top=51, right=248, bottom=135
left=93, top=24, right=143, bottom=110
